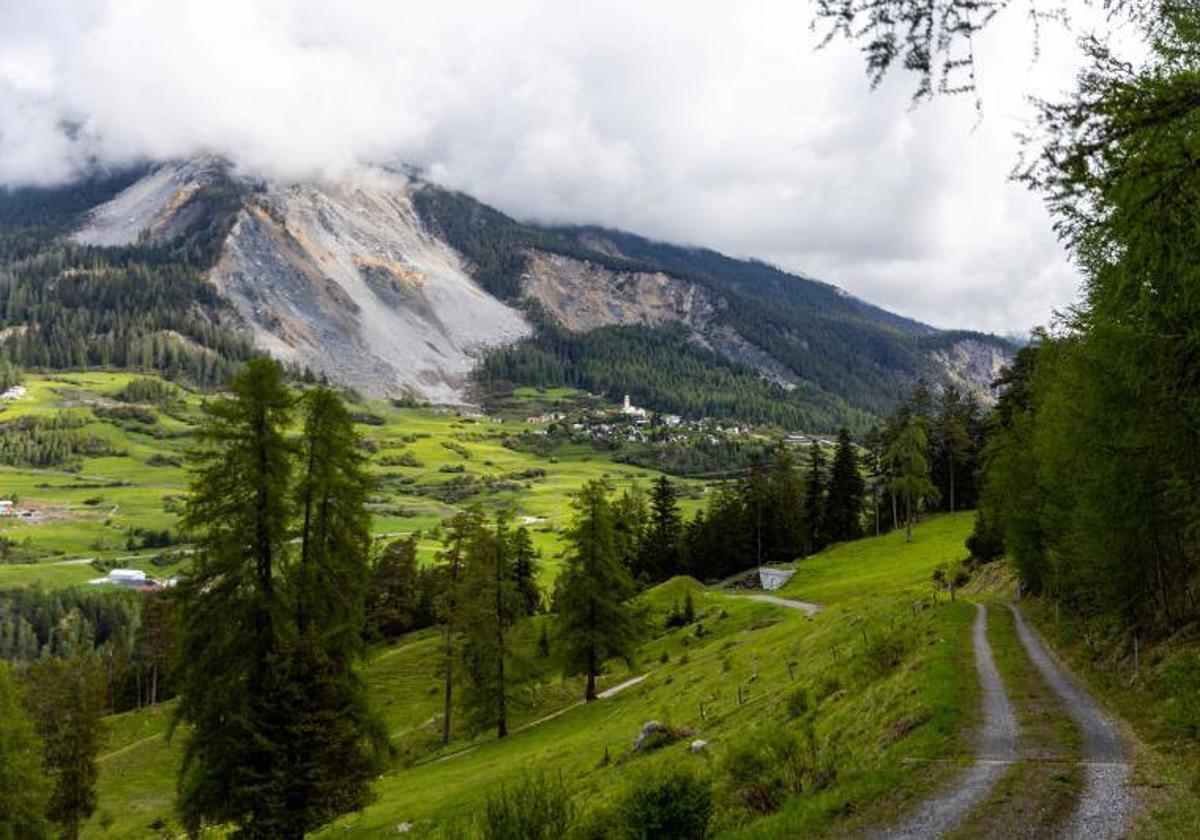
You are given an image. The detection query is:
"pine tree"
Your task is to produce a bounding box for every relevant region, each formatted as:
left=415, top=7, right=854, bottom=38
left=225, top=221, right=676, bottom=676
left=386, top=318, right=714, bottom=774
left=612, top=483, right=648, bottom=575
left=822, top=429, right=865, bottom=543
left=0, top=662, right=50, bottom=839
left=555, top=481, right=640, bottom=701
left=22, top=656, right=104, bottom=840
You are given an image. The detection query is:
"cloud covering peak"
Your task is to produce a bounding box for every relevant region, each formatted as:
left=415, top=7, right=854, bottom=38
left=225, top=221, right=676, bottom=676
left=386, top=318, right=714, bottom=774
left=0, top=0, right=1089, bottom=333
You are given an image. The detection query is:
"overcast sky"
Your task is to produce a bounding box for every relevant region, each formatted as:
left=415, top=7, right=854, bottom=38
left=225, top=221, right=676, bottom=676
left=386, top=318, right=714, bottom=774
left=0, top=0, right=1099, bottom=335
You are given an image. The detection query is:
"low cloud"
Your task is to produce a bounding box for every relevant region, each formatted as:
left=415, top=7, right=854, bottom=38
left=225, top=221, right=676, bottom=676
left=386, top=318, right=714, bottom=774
left=0, top=0, right=1094, bottom=334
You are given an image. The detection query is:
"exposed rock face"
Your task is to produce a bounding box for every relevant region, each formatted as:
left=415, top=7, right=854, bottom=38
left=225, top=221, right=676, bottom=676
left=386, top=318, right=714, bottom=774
left=522, top=250, right=800, bottom=389
left=929, top=338, right=1009, bottom=404
left=73, top=156, right=226, bottom=247
left=522, top=250, right=714, bottom=332
left=70, top=157, right=1010, bottom=411
left=76, top=162, right=530, bottom=403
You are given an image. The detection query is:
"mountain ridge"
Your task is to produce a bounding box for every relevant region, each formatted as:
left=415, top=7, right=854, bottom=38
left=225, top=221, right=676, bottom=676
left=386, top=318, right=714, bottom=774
left=0, top=158, right=1013, bottom=428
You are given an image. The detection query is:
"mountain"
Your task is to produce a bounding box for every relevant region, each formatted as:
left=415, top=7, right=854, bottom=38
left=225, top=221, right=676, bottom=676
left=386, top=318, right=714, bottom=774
left=0, top=158, right=1012, bottom=429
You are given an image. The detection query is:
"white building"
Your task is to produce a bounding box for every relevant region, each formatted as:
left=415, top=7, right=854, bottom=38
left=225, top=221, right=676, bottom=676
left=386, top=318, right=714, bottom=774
left=0, top=500, right=13, bottom=516
left=108, top=569, right=149, bottom=587
left=621, top=394, right=647, bottom=418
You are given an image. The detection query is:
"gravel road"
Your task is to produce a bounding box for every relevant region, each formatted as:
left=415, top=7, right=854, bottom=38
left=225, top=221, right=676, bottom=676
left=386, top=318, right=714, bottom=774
left=1009, top=605, right=1135, bottom=840
left=884, top=602, right=1018, bottom=839
left=727, top=593, right=821, bottom=615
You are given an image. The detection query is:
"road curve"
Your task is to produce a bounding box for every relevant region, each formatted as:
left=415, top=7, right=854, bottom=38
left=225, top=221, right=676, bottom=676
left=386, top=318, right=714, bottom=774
left=726, top=592, right=821, bottom=615
left=1009, top=604, right=1135, bottom=840
left=883, top=602, right=1018, bottom=839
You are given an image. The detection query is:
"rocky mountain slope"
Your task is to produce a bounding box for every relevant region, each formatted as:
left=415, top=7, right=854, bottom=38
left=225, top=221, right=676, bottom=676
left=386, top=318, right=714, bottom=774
left=4, top=157, right=1012, bottom=425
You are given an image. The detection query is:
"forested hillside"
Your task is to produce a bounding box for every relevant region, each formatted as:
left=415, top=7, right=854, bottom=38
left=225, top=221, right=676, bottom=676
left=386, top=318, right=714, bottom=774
left=0, top=172, right=252, bottom=387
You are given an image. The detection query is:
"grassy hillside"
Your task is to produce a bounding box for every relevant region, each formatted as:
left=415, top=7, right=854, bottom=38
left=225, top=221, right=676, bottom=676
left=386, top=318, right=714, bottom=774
left=81, top=513, right=980, bottom=838
left=0, top=373, right=698, bottom=588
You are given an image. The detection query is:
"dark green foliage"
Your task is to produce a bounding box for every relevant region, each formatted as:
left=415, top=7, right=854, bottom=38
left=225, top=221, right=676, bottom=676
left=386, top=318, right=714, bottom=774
left=0, top=171, right=251, bottom=387
left=482, top=318, right=869, bottom=432
left=453, top=512, right=523, bottom=738
left=367, top=536, right=422, bottom=639
left=641, top=476, right=683, bottom=582
left=115, top=377, right=184, bottom=406
left=615, top=766, right=713, bottom=839
left=821, top=429, right=865, bottom=544
left=174, top=359, right=381, bottom=837
left=22, top=655, right=105, bottom=840
left=686, top=445, right=815, bottom=581
left=509, top=526, right=542, bottom=616
left=0, top=413, right=123, bottom=469
left=554, top=481, right=640, bottom=701
left=0, top=354, right=20, bottom=392
left=0, top=661, right=50, bottom=840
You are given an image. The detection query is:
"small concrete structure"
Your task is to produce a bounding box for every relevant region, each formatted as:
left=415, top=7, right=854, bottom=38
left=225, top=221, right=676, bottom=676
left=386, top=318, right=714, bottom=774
left=758, top=567, right=795, bottom=591
left=108, top=569, right=149, bottom=587
left=0, top=500, right=12, bottom=516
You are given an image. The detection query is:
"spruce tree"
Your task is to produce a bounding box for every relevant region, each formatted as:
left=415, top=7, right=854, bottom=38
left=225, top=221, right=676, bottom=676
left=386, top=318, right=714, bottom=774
left=822, top=429, right=865, bottom=543
left=437, top=509, right=479, bottom=743
left=644, top=476, right=683, bottom=581
left=555, top=481, right=640, bottom=701
left=508, top=525, right=542, bottom=616
left=766, top=445, right=805, bottom=564
left=368, top=536, right=421, bottom=639
left=0, top=662, right=50, bottom=839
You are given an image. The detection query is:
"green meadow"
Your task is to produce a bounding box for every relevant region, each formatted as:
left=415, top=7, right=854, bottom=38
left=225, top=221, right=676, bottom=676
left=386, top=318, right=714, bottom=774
left=82, top=513, right=979, bottom=838
left=0, top=373, right=700, bottom=587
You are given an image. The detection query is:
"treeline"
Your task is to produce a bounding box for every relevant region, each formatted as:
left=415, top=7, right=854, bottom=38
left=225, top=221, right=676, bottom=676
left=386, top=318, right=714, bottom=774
left=0, top=588, right=174, bottom=709
left=0, top=173, right=253, bottom=388
left=0, top=352, right=20, bottom=391
left=0, top=413, right=124, bottom=469
left=966, top=17, right=1200, bottom=638
left=481, top=317, right=872, bottom=433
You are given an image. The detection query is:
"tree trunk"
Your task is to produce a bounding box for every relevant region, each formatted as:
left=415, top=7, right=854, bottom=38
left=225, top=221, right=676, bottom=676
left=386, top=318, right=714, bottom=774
left=441, top=626, right=453, bottom=744
left=948, top=448, right=956, bottom=513
left=585, top=645, right=597, bottom=702
left=905, top=492, right=913, bottom=543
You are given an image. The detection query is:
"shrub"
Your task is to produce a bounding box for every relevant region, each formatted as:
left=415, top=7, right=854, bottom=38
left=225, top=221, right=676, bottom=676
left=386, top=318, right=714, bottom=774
left=721, top=722, right=836, bottom=815
left=475, top=772, right=576, bottom=840
left=785, top=687, right=810, bottom=719
left=616, top=766, right=713, bottom=839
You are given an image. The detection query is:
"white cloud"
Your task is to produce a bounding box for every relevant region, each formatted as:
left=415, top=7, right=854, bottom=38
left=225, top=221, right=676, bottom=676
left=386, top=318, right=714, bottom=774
left=0, top=0, right=1099, bottom=333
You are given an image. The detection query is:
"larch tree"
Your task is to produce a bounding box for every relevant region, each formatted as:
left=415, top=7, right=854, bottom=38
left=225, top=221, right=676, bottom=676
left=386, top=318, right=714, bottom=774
left=174, top=357, right=296, bottom=836
left=555, top=481, right=640, bottom=701
left=887, top=413, right=936, bottom=543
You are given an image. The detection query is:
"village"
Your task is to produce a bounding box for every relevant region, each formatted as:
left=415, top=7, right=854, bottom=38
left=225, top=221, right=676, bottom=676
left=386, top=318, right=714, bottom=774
left=523, top=394, right=836, bottom=451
